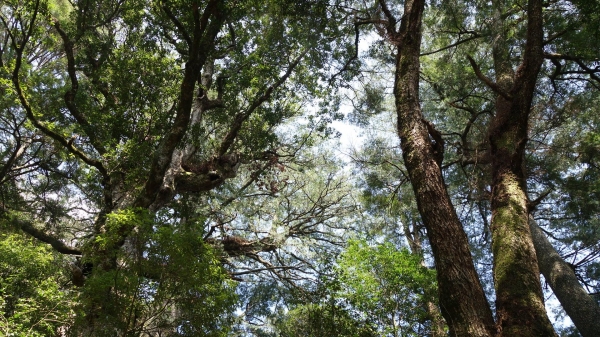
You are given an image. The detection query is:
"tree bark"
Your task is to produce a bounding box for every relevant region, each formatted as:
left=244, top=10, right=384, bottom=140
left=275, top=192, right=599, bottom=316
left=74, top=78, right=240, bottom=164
left=486, top=0, right=557, bottom=335
left=391, top=0, right=496, bottom=335
left=530, top=219, right=600, bottom=337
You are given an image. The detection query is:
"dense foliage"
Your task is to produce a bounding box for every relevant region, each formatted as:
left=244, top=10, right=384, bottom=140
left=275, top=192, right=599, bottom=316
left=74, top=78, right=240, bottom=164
left=0, top=233, right=72, bottom=336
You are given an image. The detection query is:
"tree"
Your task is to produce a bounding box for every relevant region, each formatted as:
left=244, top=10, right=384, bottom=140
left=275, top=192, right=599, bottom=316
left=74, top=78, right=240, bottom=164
left=1, top=0, right=354, bottom=333
left=349, top=0, right=600, bottom=335
left=370, top=0, right=496, bottom=334
left=476, top=0, right=554, bottom=334
left=530, top=218, right=600, bottom=337
left=270, top=239, right=441, bottom=337
left=336, top=240, right=441, bottom=337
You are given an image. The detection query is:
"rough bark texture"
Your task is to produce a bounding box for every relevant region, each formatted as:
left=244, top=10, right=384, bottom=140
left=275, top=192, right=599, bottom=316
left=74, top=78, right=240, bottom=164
left=487, top=0, right=557, bottom=335
left=392, top=0, right=496, bottom=335
left=530, top=220, right=600, bottom=337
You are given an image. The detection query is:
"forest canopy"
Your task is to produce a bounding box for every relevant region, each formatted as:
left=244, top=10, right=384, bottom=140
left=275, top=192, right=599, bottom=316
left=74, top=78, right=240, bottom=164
left=1, top=0, right=599, bottom=336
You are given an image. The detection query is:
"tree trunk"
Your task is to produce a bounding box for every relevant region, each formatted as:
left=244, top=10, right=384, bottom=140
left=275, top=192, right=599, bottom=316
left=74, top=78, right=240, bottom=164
left=391, top=0, right=496, bottom=335
left=530, top=219, right=600, bottom=337
left=486, top=0, right=557, bottom=335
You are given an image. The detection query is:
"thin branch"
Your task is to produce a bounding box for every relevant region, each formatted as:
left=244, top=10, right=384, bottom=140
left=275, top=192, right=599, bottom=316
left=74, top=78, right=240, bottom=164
left=0, top=135, right=29, bottom=183
left=11, top=75, right=108, bottom=177
left=7, top=8, right=109, bottom=180
left=230, top=265, right=297, bottom=277
left=544, top=52, right=600, bottom=84
left=420, top=33, right=482, bottom=56
left=220, top=164, right=269, bottom=208
left=527, top=189, right=552, bottom=212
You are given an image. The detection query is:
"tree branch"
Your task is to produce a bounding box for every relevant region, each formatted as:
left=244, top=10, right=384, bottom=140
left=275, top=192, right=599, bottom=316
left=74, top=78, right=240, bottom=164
left=1, top=210, right=82, bottom=255
left=378, top=0, right=397, bottom=35
left=421, top=33, right=482, bottom=56
left=0, top=133, right=29, bottom=183
left=7, top=14, right=109, bottom=180
left=161, top=4, right=192, bottom=47
left=544, top=52, right=600, bottom=84
left=530, top=219, right=600, bottom=337
left=467, top=55, right=512, bottom=100
left=218, top=50, right=307, bottom=156
left=329, top=21, right=361, bottom=84
left=53, top=21, right=107, bottom=155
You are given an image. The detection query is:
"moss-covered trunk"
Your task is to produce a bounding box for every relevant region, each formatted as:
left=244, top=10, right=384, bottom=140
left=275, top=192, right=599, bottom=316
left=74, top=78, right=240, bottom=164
left=489, top=158, right=553, bottom=336
left=486, top=0, right=557, bottom=335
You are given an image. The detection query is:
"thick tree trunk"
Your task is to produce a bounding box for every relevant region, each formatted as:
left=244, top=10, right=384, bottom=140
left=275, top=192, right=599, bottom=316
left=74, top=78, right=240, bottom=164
left=392, top=0, right=496, bottom=335
left=486, top=0, right=557, bottom=335
left=530, top=219, right=600, bottom=337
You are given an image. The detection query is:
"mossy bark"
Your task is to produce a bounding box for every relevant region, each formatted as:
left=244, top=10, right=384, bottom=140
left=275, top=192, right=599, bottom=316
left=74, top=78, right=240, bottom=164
left=487, top=0, right=557, bottom=335
left=490, top=166, right=554, bottom=336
